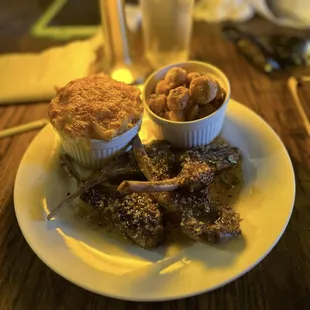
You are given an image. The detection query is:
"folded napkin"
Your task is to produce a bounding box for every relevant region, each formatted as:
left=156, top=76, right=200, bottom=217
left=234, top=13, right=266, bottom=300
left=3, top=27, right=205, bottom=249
left=0, top=33, right=102, bottom=104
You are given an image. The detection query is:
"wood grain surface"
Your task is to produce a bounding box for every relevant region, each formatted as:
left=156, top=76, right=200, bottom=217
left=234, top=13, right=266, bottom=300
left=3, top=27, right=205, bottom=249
left=1, top=1, right=310, bottom=309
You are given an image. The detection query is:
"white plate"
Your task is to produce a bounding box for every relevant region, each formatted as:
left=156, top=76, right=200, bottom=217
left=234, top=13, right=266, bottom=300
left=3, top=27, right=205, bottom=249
left=14, top=99, right=295, bottom=301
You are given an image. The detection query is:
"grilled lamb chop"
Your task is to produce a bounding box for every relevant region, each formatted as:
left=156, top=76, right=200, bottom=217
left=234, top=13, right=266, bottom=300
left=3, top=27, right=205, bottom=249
left=118, top=140, right=240, bottom=194
left=130, top=136, right=214, bottom=206
left=55, top=154, right=165, bottom=249
left=180, top=201, right=241, bottom=244
left=178, top=142, right=241, bottom=172
left=131, top=136, right=178, bottom=209
left=159, top=187, right=241, bottom=243
left=47, top=152, right=141, bottom=220
left=130, top=136, right=242, bottom=243
left=81, top=188, right=165, bottom=249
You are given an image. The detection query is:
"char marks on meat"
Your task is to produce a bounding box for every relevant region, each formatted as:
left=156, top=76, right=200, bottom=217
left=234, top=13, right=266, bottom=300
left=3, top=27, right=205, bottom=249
left=81, top=187, right=165, bottom=249
left=178, top=143, right=241, bottom=171
left=144, top=140, right=176, bottom=180
left=180, top=201, right=241, bottom=244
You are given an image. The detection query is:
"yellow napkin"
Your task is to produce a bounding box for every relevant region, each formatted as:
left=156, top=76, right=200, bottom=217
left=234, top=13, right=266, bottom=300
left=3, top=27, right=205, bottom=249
left=0, top=33, right=102, bottom=105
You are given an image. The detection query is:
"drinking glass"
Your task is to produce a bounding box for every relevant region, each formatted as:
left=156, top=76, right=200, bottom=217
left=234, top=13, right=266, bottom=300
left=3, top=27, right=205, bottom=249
left=140, top=0, right=194, bottom=69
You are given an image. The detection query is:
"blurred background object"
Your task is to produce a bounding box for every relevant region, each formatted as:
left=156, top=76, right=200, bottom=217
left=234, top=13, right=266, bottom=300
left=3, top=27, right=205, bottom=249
left=288, top=76, right=310, bottom=136
left=28, top=0, right=310, bottom=40
left=31, top=0, right=141, bottom=40
left=222, top=25, right=310, bottom=74
left=99, top=0, right=148, bottom=84
left=141, top=0, right=194, bottom=69
left=250, top=0, right=310, bottom=29
left=1, top=0, right=310, bottom=104
left=193, top=0, right=254, bottom=22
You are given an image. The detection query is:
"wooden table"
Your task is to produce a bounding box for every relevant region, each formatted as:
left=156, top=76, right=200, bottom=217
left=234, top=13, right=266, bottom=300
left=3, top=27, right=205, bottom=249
left=1, top=1, right=310, bottom=309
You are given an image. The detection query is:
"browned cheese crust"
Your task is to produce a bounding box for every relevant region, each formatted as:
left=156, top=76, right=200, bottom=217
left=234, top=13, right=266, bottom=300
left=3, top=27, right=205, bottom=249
left=48, top=74, right=143, bottom=141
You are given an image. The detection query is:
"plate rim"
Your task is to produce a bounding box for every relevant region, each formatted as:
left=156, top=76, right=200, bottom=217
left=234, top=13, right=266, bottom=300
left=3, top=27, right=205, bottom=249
left=13, top=99, right=296, bottom=301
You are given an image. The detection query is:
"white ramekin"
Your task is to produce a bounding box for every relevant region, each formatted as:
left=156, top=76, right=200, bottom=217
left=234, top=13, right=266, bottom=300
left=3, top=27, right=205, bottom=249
left=143, top=61, right=231, bottom=148
left=57, top=120, right=142, bottom=169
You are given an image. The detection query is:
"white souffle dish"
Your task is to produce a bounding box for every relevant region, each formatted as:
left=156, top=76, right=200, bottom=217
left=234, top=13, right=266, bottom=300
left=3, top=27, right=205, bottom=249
left=142, top=61, right=231, bottom=148
left=57, top=119, right=142, bottom=169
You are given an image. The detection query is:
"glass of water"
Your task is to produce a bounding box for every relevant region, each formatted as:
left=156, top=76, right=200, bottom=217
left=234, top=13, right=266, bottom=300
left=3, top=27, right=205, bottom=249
left=141, top=0, right=194, bottom=69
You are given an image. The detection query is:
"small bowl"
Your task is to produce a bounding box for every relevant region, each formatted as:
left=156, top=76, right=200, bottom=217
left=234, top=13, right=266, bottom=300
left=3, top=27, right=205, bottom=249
left=57, top=119, right=142, bottom=169
left=143, top=61, right=231, bottom=148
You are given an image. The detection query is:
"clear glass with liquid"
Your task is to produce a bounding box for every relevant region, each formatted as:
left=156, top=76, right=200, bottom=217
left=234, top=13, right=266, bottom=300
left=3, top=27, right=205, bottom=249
left=141, top=0, right=194, bottom=69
